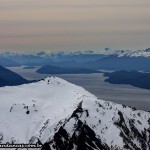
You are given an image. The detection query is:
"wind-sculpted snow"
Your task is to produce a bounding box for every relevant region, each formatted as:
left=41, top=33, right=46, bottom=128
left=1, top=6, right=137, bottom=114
left=0, top=77, right=149, bottom=150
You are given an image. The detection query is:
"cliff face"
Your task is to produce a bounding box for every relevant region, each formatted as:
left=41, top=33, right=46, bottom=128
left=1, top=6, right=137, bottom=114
left=42, top=100, right=150, bottom=150
left=0, top=77, right=149, bottom=150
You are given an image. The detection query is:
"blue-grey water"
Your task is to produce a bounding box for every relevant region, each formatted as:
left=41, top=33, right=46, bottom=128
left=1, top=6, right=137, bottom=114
left=8, top=67, right=150, bottom=111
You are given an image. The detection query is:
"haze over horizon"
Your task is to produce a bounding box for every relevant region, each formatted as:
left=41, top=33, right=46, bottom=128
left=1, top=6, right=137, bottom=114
left=0, top=0, right=150, bottom=52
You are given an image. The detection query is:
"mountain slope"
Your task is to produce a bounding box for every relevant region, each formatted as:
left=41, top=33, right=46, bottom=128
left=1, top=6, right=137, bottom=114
left=0, top=56, right=20, bottom=67
left=0, top=77, right=149, bottom=150
left=0, top=66, right=29, bottom=87
left=104, top=70, right=150, bottom=90
left=36, top=65, right=100, bottom=74
left=85, top=55, right=150, bottom=71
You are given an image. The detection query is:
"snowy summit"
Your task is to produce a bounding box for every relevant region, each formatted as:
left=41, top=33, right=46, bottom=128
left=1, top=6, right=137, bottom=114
left=0, top=77, right=150, bottom=150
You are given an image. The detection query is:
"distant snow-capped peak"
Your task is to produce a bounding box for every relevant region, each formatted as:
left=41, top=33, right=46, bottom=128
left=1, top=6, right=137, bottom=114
left=104, top=48, right=150, bottom=57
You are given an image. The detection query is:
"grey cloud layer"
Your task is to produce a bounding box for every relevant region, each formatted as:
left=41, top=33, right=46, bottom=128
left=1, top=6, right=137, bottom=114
left=0, top=0, right=150, bottom=51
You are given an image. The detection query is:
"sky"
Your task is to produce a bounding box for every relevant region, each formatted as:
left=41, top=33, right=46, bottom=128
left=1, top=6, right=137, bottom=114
left=0, top=0, right=150, bottom=52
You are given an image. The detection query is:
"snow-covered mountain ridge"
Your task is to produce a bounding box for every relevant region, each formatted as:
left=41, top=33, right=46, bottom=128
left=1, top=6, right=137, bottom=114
left=0, top=77, right=150, bottom=150
left=105, top=48, right=150, bottom=57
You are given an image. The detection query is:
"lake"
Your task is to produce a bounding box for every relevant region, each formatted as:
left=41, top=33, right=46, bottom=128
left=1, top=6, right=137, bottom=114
left=8, top=66, right=150, bottom=111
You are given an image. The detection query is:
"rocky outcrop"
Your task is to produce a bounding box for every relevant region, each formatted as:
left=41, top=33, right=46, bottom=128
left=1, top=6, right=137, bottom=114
left=42, top=101, right=150, bottom=150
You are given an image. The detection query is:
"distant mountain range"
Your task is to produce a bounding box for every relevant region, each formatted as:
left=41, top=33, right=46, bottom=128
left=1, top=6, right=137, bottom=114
left=85, top=55, right=150, bottom=71
left=0, top=77, right=149, bottom=149
left=104, top=70, right=150, bottom=90
left=0, top=56, right=20, bottom=67
left=36, top=65, right=100, bottom=74
left=0, top=51, right=104, bottom=67
left=1, top=48, right=150, bottom=72
left=0, top=65, right=30, bottom=87
left=105, top=48, right=150, bottom=57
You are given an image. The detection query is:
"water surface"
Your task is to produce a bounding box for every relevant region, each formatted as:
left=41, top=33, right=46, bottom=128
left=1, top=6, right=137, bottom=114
left=8, top=67, right=150, bottom=111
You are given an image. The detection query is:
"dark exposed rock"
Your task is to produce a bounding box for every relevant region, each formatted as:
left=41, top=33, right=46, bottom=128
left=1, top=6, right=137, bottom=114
left=41, top=142, right=51, bottom=150
left=26, top=110, right=30, bottom=114
left=114, top=111, right=150, bottom=150
left=41, top=100, right=150, bottom=150
left=42, top=103, right=109, bottom=150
